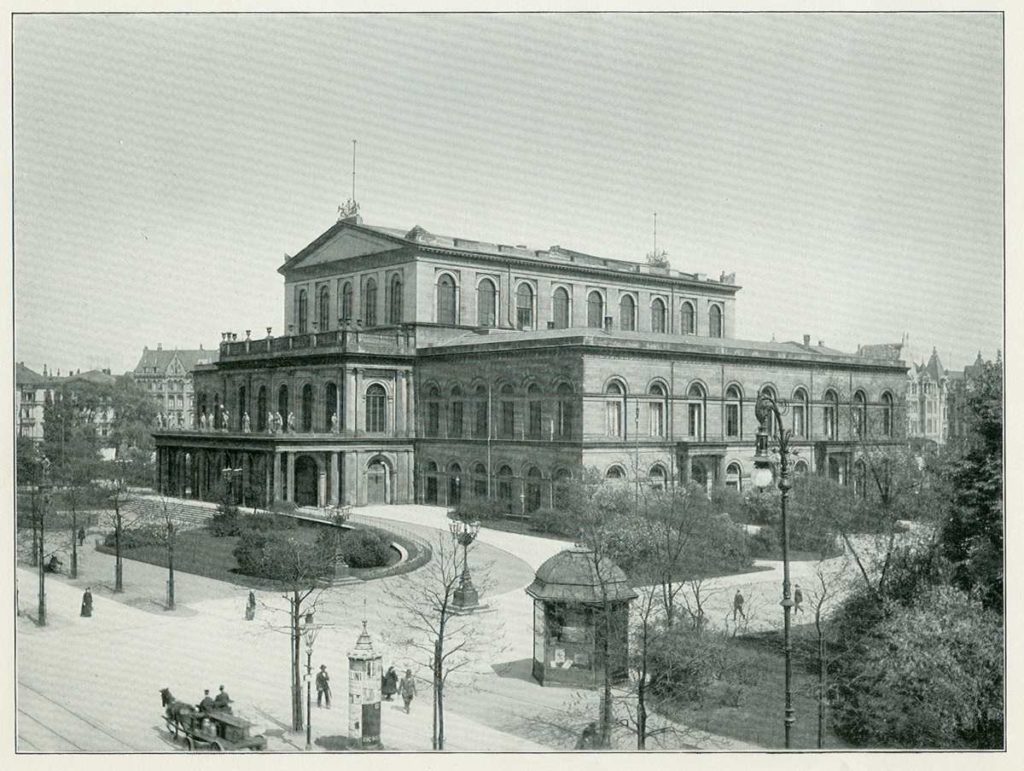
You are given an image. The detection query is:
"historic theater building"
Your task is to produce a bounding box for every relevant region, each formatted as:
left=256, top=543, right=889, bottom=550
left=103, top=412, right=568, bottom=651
left=153, top=210, right=907, bottom=509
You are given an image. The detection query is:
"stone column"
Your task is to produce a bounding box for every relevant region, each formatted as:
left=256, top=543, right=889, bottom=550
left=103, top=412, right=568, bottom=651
left=265, top=451, right=273, bottom=506
left=406, top=374, right=415, bottom=438
left=286, top=452, right=295, bottom=503
left=273, top=451, right=283, bottom=502
left=330, top=451, right=341, bottom=505
left=345, top=367, right=357, bottom=434
left=242, top=453, right=251, bottom=508
left=344, top=452, right=359, bottom=506
left=318, top=457, right=327, bottom=508
left=396, top=370, right=406, bottom=436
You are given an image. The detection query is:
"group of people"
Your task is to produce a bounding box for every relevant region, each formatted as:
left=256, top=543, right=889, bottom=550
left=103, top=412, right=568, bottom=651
left=381, top=666, right=417, bottom=713
left=198, top=685, right=233, bottom=714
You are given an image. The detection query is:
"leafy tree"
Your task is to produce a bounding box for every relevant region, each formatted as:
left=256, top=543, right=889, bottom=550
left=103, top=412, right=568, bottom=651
left=828, top=585, right=1002, bottom=749
left=109, top=374, right=158, bottom=452
left=941, top=354, right=1003, bottom=611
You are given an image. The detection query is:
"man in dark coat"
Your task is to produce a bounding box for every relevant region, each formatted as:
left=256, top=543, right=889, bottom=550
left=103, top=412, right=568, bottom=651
left=381, top=666, right=398, bottom=701
left=316, top=665, right=331, bottom=708
left=198, top=689, right=216, bottom=713
left=81, top=587, right=93, bottom=617
left=213, top=685, right=232, bottom=712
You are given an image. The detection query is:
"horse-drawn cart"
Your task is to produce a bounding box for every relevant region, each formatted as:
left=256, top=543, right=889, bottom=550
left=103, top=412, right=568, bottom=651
left=161, top=688, right=267, bottom=751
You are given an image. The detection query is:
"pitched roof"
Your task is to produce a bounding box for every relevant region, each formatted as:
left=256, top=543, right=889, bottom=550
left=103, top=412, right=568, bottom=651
left=922, top=347, right=946, bottom=380
left=67, top=369, right=117, bottom=386
left=133, top=347, right=218, bottom=375
left=857, top=342, right=904, bottom=361
left=16, top=362, right=48, bottom=387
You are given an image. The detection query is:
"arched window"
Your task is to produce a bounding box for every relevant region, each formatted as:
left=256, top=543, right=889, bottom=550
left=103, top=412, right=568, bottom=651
left=606, top=465, right=626, bottom=480
left=792, top=387, right=809, bottom=438
left=759, top=386, right=778, bottom=436
left=587, top=291, right=604, bottom=328
left=527, top=384, right=543, bottom=439
left=364, top=278, right=378, bottom=326
left=318, top=285, right=330, bottom=331
left=648, top=382, right=666, bottom=437
left=425, top=385, right=441, bottom=437
left=651, top=298, right=666, bottom=333
left=620, top=294, right=636, bottom=331
left=341, top=281, right=353, bottom=323
left=424, top=461, right=439, bottom=504
left=301, top=384, right=314, bottom=432
left=854, top=390, right=867, bottom=438
left=474, top=384, right=489, bottom=438
left=499, top=384, right=515, bottom=438
left=725, top=384, right=742, bottom=438
left=525, top=467, right=543, bottom=512
left=278, top=385, right=289, bottom=428
left=726, top=462, right=742, bottom=491
left=449, top=386, right=464, bottom=438
left=687, top=383, right=706, bottom=440
left=605, top=380, right=625, bottom=438
left=325, top=382, right=338, bottom=431
left=680, top=301, right=695, bottom=335
left=854, top=459, right=867, bottom=498
left=823, top=389, right=839, bottom=440
left=256, top=386, right=267, bottom=431
left=366, top=384, right=387, bottom=432
left=709, top=304, right=723, bottom=338
left=388, top=274, right=403, bottom=324
left=552, top=287, right=570, bottom=329
left=472, top=462, right=488, bottom=499
left=881, top=392, right=894, bottom=437
left=497, top=465, right=514, bottom=505
left=297, top=289, right=308, bottom=334
left=649, top=464, right=667, bottom=491
left=437, top=274, right=457, bottom=325
left=477, top=279, right=496, bottom=327
left=556, top=383, right=573, bottom=439
left=448, top=463, right=463, bottom=506
left=516, top=283, right=534, bottom=330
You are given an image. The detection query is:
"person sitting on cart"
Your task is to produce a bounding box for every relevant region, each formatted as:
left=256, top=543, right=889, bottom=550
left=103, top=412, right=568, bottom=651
left=198, top=689, right=216, bottom=714
left=213, top=685, right=233, bottom=712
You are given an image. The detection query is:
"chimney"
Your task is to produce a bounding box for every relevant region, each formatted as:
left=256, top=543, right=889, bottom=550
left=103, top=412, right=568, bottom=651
left=803, top=334, right=810, bottom=346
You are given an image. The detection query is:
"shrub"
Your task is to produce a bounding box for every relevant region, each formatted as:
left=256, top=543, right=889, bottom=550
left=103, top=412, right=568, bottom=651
left=210, top=506, right=242, bottom=537
left=647, top=623, right=731, bottom=706
left=530, top=507, right=579, bottom=537
left=232, top=528, right=269, bottom=575
left=103, top=524, right=165, bottom=550
left=339, top=529, right=393, bottom=568
left=452, top=497, right=503, bottom=522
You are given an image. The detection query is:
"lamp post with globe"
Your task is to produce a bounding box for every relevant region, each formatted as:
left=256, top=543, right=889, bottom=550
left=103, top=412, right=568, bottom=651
left=448, top=518, right=481, bottom=612
left=752, top=392, right=795, bottom=748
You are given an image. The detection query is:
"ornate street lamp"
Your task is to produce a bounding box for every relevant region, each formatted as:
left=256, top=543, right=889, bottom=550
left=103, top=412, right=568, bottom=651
left=303, top=611, right=320, bottom=750
left=449, top=518, right=481, bottom=612
left=753, top=392, right=795, bottom=748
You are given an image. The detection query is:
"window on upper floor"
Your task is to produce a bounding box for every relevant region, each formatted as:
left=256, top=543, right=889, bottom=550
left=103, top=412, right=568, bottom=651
left=651, top=298, right=667, bottom=333
left=388, top=274, right=403, bottom=325
left=556, top=383, right=573, bottom=439
left=823, top=389, right=839, bottom=440
left=587, top=291, right=604, bottom=328
left=709, top=304, right=723, bottom=338
left=605, top=381, right=625, bottom=438
left=364, top=278, right=378, bottom=327
left=297, top=288, right=309, bottom=334
left=620, top=294, right=636, bottom=331
left=366, top=383, right=387, bottom=432
left=527, top=384, right=544, bottom=438
left=341, top=281, right=353, bottom=323
left=725, top=384, right=742, bottom=438
left=516, top=284, right=534, bottom=330
left=681, top=301, right=695, bottom=335
left=881, top=392, right=894, bottom=437
left=649, top=382, right=666, bottom=437
left=500, top=384, right=516, bottom=438
left=552, top=287, right=570, bottom=329
left=318, top=285, right=331, bottom=331
left=477, top=279, right=496, bottom=327
left=437, top=274, right=457, bottom=325
left=687, top=383, right=706, bottom=440
left=449, top=386, right=464, bottom=438
left=792, top=388, right=809, bottom=438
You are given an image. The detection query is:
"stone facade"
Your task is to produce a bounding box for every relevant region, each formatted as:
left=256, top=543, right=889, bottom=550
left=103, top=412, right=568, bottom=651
left=132, top=345, right=216, bottom=430
left=153, top=215, right=907, bottom=510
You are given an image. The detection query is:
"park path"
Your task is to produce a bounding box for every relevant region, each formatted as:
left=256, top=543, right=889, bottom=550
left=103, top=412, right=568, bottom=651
left=16, top=503, right=854, bottom=753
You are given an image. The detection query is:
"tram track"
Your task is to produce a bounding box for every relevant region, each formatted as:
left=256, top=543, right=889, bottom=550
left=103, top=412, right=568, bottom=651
left=17, top=679, right=141, bottom=752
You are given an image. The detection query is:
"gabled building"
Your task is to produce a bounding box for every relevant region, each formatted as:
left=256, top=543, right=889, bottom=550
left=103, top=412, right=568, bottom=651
left=132, top=344, right=217, bottom=430
left=16, top=362, right=53, bottom=442
left=153, top=211, right=908, bottom=510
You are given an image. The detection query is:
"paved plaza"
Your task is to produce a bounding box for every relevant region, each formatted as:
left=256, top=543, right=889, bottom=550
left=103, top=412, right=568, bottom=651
left=16, top=503, right=851, bottom=752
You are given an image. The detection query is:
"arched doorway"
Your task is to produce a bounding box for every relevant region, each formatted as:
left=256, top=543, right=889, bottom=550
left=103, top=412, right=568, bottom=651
left=367, top=457, right=391, bottom=505
left=294, top=455, right=319, bottom=507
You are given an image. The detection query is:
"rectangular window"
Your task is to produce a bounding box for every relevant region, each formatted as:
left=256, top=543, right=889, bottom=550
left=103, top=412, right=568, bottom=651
left=649, top=402, right=664, bottom=437
left=726, top=404, right=739, bottom=438
left=475, top=401, right=488, bottom=438
left=501, top=401, right=515, bottom=438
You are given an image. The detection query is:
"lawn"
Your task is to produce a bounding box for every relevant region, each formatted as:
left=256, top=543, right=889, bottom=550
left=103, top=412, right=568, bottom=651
left=98, top=520, right=421, bottom=590
left=662, top=629, right=852, bottom=750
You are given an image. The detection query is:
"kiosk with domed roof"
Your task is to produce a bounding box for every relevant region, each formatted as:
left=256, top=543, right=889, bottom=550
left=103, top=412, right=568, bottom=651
left=525, top=546, right=637, bottom=687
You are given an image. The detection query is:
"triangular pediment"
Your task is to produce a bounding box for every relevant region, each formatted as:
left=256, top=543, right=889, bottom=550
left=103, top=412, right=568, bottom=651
left=285, top=226, right=404, bottom=273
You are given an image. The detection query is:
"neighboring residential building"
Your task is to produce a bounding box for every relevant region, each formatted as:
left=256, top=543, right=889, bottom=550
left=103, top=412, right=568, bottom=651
left=16, top=362, right=53, bottom=442
left=903, top=347, right=951, bottom=445
left=153, top=212, right=908, bottom=509
left=946, top=351, right=988, bottom=442
left=131, top=344, right=217, bottom=430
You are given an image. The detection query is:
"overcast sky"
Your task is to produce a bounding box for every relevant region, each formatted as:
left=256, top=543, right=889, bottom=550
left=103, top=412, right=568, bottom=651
left=13, top=12, right=1002, bottom=376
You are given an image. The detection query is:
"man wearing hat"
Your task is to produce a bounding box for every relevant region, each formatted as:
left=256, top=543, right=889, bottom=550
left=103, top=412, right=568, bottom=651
left=315, top=665, right=331, bottom=708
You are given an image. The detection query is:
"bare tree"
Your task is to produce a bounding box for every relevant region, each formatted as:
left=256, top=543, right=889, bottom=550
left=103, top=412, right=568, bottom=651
left=383, top=532, right=491, bottom=750
left=805, top=557, right=847, bottom=748
left=155, top=496, right=180, bottom=610
left=104, top=454, right=143, bottom=593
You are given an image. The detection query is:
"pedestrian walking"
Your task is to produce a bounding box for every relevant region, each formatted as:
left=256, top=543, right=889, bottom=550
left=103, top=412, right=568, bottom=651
left=793, top=584, right=804, bottom=614
left=381, top=666, right=398, bottom=701
left=733, top=589, right=746, bottom=622
left=77, top=526, right=86, bottom=546
left=245, top=590, right=256, bottom=620
left=575, top=721, right=599, bottom=750
left=399, top=669, right=417, bottom=713
left=316, top=665, right=331, bottom=708
left=80, top=587, right=93, bottom=618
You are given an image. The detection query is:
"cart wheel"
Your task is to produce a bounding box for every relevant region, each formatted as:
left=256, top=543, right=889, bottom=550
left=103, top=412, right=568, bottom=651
left=185, top=738, right=195, bottom=751
left=211, top=740, right=225, bottom=751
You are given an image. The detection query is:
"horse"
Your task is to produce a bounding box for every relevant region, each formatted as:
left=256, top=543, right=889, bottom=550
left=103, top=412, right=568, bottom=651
left=160, top=688, right=197, bottom=735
